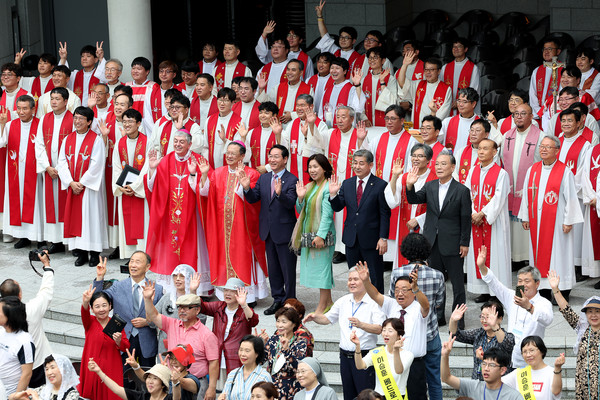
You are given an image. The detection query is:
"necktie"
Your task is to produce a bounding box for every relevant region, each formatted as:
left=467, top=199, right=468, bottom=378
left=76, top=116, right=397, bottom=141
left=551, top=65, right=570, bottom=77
left=271, top=176, right=276, bottom=198
left=357, top=179, right=364, bottom=205
left=399, top=310, right=407, bottom=325
left=132, top=284, right=141, bottom=336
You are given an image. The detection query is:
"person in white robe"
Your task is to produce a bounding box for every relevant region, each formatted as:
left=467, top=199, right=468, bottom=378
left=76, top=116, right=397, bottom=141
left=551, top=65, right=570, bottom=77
left=580, top=144, right=600, bottom=283
left=318, top=58, right=364, bottom=125
left=36, top=66, right=81, bottom=119
left=307, top=53, right=333, bottom=114
left=35, top=88, right=73, bottom=249
left=58, top=42, right=106, bottom=107
left=236, top=101, right=280, bottom=173
left=218, top=42, right=253, bottom=90
left=56, top=106, right=107, bottom=266
left=232, top=77, right=259, bottom=130
left=0, top=95, right=43, bottom=246
left=453, top=119, right=501, bottom=184
left=202, top=88, right=240, bottom=169
left=463, top=139, right=511, bottom=298
left=518, top=135, right=584, bottom=294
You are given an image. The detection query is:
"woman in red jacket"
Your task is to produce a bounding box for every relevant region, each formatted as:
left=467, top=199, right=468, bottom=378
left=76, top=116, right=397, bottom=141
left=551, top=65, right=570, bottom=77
left=200, top=278, right=259, bottom=385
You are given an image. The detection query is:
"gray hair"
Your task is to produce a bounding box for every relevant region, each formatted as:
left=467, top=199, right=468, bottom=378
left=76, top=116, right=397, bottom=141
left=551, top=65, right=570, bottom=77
left=541, top=134, right=561, bottom=149
left=411, top=143, right=433, bottom=161
left=517, top=266, right=541, bottom=282
left=174, top=130, right=192, bottom=143
left=336, top=105, right=355, bottom=119
left=107, top=58, right=123, bottom=71
left=437, top=148, right=456, bottom=165
left=297, top=94, right=314, bottom=106
left=458, top=87, right=479, bottom=103
left=353, top=149, right=373, bottom=163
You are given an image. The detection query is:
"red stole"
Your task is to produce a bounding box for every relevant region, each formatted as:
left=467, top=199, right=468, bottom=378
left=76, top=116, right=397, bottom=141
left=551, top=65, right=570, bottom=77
left=117, top=134, right=147, bottom=244
left=363, top=73, right=390, bottom=126
left=0, top=89, right=28, bottom=110
left=149, top=85, right=163, bottom=122
left=428, top=141, right=445, bottom=172
left=73, top=69, right=100, bottom=102
left=190, top=96, right=219, bottom=126
left=204, top=166, right=267, bottom=285
left=102, top=113, right=118, bottom=227
left=289, top=118, right=319, bottom=183
left=458, top=147, right=479, bottom=184
left=261, top=61, right=289, bottom=84
left=445, top=114, right=479, bottom=150
left=127, top=80, right=154, bottom=116
left=334, top=50, right=360, bottom=79
left=0, top=90, right=26, bottom=213
left=198, top=60, right=222, bottom=74
left=214, top=61, right=247, bottom=90
left=6, top=118, right=40, bottom=226
left=588, top=145, right=600, bottom=259
left=63, top=131, right=98, bottom=238
left=232, top=100, right=261, bottom=130
left=42, top=111, right=73, bottom=223
left=322, top=82, right=353, bottom=127
left=328, top=128, right=357, bottom=180
left=413, top=81, right=449, bottom=129
left=500, top=116, right=513, bottom=134
left=375, top=131, right=412, bottom=240
left=276, top=82, right=311, bottom=116
left=31, top=77, right=54, bottom=103
left=559, top=135, right=589, bottom=174
left=583, top=69, right=599, bottom=91
left=581, top=127, right=595, bottom=142
left=296, top=51, right=310, bottom=79
left=398, top=171, right=436, bottom=265
left=159, top=119, right=195, bottom=156
left=206, top=113, right=242, bottom=169
left=535, top=66, right=563, bottom=107
left=527, top=161, right=567, bottom=276
left=145, top=152, right=206, bottom=274
left=412, top=59, right=425, bottom=80
left=471, top=163, right=502, bottom=278
left=248, top=127, right=276, bottom=168
left=307, top=75, right=334, bottom=93
left=443, top=60, right=475, bottom=90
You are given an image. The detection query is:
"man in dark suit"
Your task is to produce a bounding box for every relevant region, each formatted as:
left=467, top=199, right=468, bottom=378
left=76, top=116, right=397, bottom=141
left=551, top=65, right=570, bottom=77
left=406, top=149, right=471, bottom=328
left=242, top=144, right=299, bottom=315
left=329, top=149, right=391, bottom=293
left=92, top=251, right=164, bottom=371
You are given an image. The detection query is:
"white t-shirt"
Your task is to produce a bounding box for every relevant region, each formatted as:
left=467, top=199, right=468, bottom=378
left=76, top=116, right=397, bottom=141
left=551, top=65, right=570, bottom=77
left=502, top=365, right=561, bottom=400
left=363, top=347, right=414, bottom=395
left=221, top=307, right=238, bottom=368
left=0, top=327, right=35, bottom=395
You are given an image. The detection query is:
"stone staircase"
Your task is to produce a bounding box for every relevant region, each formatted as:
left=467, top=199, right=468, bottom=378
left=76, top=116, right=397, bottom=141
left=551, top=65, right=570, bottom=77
left=43, top=307, right=579, bottom=399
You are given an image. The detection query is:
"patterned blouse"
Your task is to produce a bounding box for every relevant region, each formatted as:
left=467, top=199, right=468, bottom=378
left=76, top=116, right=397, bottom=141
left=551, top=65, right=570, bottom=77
left=455, top=327, right=516, bottom=380
left=265, top=335, right=308, bottom=400
left=561, top=305, right=600, bottom=400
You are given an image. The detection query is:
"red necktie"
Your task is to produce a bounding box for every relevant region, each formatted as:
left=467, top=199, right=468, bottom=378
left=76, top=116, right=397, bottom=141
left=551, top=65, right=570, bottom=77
left=400, top=309, right=407, bottom=324
left=357, top=179, right=364, bottom=206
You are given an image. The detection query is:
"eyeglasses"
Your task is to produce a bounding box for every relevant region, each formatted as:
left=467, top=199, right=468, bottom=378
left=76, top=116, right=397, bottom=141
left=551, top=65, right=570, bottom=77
left=481, top=362, right=500, bottom=369
left=159, top=69, right=174, bottom=74
left=456, top=99, right=472, bottom=104
left=1, top=72, right=16, bottom=78
left=217, top=98, right=231, bottom=103
left=73, top=116, right=88, bottom=121
left=287, top=34, right=299, bottom=39
left=479, top=314, right=490, bottom=320
left=424, top=68, right=438, bottom=72
left=411, top=154, right=426, bottom=158
left=364, top=38, right=379, bottom=43
left=169, top=105, right=184, bottom=110
left=508, top=97, right=523, bottom=104
left=122, top=120, right=137, bottom=125
left=539, top=145, right=558, bottom=150
left=512, top=112, right=530, bottom=117
left=105, top=67, right=121, bottom=73
left=522, top=349, right=539, bottom=356
left=558, top=96, right=576, bottom=102
left=384, top=116, right=400, bottom=121
left=368, top=56, right=382, bottom=61
left=339, top=35, right=353, bottom=41
left=394, top=288, right=412, bottom=294
left=543, top=47, right=558, bottom=52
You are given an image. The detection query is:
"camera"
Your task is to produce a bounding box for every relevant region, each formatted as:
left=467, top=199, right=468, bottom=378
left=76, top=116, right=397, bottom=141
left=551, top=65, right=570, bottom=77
left=29, top=247, right=50, bottom=262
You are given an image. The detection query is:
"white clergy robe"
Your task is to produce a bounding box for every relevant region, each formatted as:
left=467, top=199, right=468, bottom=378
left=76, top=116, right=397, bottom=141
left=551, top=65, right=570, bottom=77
left=580, top=146, right=600, bottom=277
left=62, top=59, right=106, bottom=106
left=57, top=131, right=108, bottom=252
left=307, top=74, right=330, bottom=114
left=236, top=100, right=257, bottom=129
left=223, top=61, right=252, bottom=89
left=201, top=59, right=218, bottom=77
left=440, top=59, right=481, bottom=97
left=452, top=145, right=501, bottom=182
left=192, top=96, right=217, bottom=128
left=281, top=118, right=328, bottom=181
left=255, top=37, right=315, bottom=80
left=545, top=112, right=600, bottom=140
left=143, top=85, right=171, bottom=135
left=244, top=126, right=273, bottom=169
left=91, top=105, right=111, bottom=132
left=359, top=73, right=398, bottom=127
left=149, top=117, right=206, bottom=158
left=440, top=114, right=477, bottom=150
left=518, top=160, right=584, bottom=289
left=490, top=117, right=539, bottom=146
left=202, top=112, right=235, bottom=169
left=111, top=137, right=149, bottom=258
left=180, top=84, right=195, bottom=100
left=580, top=68, right=600, bottom=105
left=384, top=170, right=430, bottom=269
left=36, top=88, right=81, bottom=119
left=35, top=110, right=71, bottom=243
left=19, top=75, right=52, bottom=96
left=0, top=119, right=43, bottom=241
left=257, top=82, right=315, bottom=121
left=256, top=61, right=289, bottom=95
left=395, top=61, right=423, bottom=90
left=318, top=81, right=364, bottom=122
left=402, top=80, right=452, bottom=127
left=358, top=57, right=394, bottom=81
left=2, top=89, right=27, bottom=120
left=463, top=163, right=512, bottom=294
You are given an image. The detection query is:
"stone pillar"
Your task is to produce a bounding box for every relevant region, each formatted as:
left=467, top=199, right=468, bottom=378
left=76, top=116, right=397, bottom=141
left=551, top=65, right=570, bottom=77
left=106, top=0, right=153, bottom=82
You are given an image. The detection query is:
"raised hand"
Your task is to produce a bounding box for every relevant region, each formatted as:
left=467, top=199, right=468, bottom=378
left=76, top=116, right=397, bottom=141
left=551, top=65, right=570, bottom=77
left=254, top=327, right=269, bottom=343
left=270, top=117, right=283, bottom=137
left=476, top=245, right=488, bottom=276
left=487, top=305, right=500, bottom=330
left=402, top=50, right=416, bottom=66
left=356, top=120, right=368, bottom=142
left=148, top=149, right=161, bottom=170
left=237, top=168, right=251, bottom=190
left=95, top=41, right=104, bottom=60
left=351, top=68, right=363, bottom=86
left=379, top=69, right=391, bottom=84
left=409, top=268, right=419, bottom=291
left=199, top=158, right=210, bottom=176
left=428, top=99, right=439, bottom=114
left=190, top=273, right=201, bottom=293
left=306, top=108, right=317, bottom=125
left=315, top=0, right=326, bottom=17
left=355, top=261, right=370, bottom=282
left=554, top=353, right=565, bottom=369
left=263, top=20, right=276, bottom=38
left=391, top=157, right=404, bottom=177
left=0, top=107, right=8, bottom=127
left=82, top=284, right=96, bottom=307
left=548, top=270, right=560, bottom=290
left=258, top=73, right=268, bottom=92
left=450, top=304, right=467, bottom=322
left=98, top=118, right=109, bottom=138
left=300, top=120, right=309, bottom=138
left=236, top=122, right=249, bottom=141
left=349, top=330, right=360, bottom=345
left=487, top=110, right=497, bottom=128
left=14, top=48, right=26, bottom=64
left=175, top=113, right=184, bottom=130
left=274, top=177, right=282, bottom=196
left=235, top=287, right=248, bottom=307
left=187, top=156, right=198, bottom=175
left=142, top=280, right=156, bottom=300
left=96, top=256, right=108, bottom=279
left=393, top=337, right=405, bottom=351
left=441, top=333, right=456, bottom=356
left=296, top=181, right=307, bottom=201
left=328, top=175, right=341, bottom=197
left=87, top=92, right=97, bottom=109
left=405, top=166, right=419, bottom=187
left=217, top=124, right=226, bottom=142
left=475, top=346, right=484, bottom=360
left=58, top=42, right=68, bottom=62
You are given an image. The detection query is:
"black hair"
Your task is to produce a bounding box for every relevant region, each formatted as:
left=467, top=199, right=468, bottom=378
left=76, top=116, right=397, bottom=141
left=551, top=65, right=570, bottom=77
left=562, top=65, right=582, bottom=80
left=198, top=73, right=215, bottom=87
left=365, top=30, right=384, bottom=45
left=306, top=154, right=333, bottom=180
left=385, top=104, right=406, bottom=119
left=171, top=93, right=190, bottom=109
left=1, top=63, right=23, bottom=77
left=74, top=106, right=94, bottom=123
left=39, top=53, right=58, bottom=66
left=123, top=108, right=142, bottom=123
left=0, top=279, right=20, bottom=297
left=270, top=144, right=289, bottom=159
left=115, top=93, right=134, bottom=107
left=366, top=47, right=386, bottom=60
left=131, top=57, right=151, bottom=71
left=114, top=84, right=133, bottom=97
left=0, top=296, right=28, bottom=332
left=232, top=76, right=244, bottom=86
left=274, top=307, right=301, bottom=331
left=569, top=101, right=589, bottom=116
left=331, top=57, right=350, bottom=73
left=181, top=60, right=200, bottom=74
left=52, top=65, right=71, bottom=78
left=509, top=88, right=529, bottom=104
left=44, top=355, right=56, bottom=367
left=288, top=59, right=305, bottom=72
left=425, top=58, right=442, bottom=70
left=559, top=86, right=579, bottom=97
left=17, top=95, right=36, bottom=109
left=217, top=88, right=236, bottom=102
left=240, top=334, right=266, bottom=364
left=520, top=335, right=547, bottom=358
left=471, top=119, right=491, bottom=133
left=422, top=115, right=442, bottom=131
left=339, top=26, right=358, bottom=40
left=258, top=101, right=279, bottom=115
left=223, top=38, right=242, bottom=50
left=453, top=37, right=470, bottom=48
left=239, top=77, right=258, bottom=91
left=287, top=25, right=305, bottom=40
left=381, top=317, right=405, bottom=336
left=90, top=291, right=113, bottom=309
left=50, top=87, right=69, bottom=101
left=400, top=233, right=431, bottom=262
left=481, top=300, right=504, bottom=319
left=577, top=47, right=595, bottom=62
left=559, top=108, right=581, bottom=122
left=316, top=52, right=335, bottom=65
left=402, top=40, right=421, bottom=52
left=270, top=36, right=291, bottom=51
left=482, top=347, right=510, bottom=368
left=80, top=45, right=96, bottom=57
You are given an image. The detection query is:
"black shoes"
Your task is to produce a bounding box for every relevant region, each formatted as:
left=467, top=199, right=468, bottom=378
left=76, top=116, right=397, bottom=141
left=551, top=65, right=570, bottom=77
left=594, top=280, right=600, bottom=290
left=108, top=247, right=120, bottom=260
left=332, top=252, right=346, bottom=264
left=75, top=251, right=89, bottom=266
left=48, top=242, right=65, bottom=254
left=14, top=238, right=31, bottom=249
left=89, top=251, right=100, bottom=267
left=474, top=294, right=491, bottom=303
left=264, top=301, right=283, bottom=315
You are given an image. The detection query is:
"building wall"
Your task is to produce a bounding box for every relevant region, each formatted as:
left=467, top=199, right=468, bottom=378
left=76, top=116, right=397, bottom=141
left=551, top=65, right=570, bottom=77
left=0, top=0, right=44, bottom=66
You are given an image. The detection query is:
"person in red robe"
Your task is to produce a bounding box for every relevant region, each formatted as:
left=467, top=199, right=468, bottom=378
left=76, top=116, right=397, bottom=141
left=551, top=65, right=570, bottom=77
left=144, top=130, right=211, bottom=293
left=196, top=141, right=268, bottom=304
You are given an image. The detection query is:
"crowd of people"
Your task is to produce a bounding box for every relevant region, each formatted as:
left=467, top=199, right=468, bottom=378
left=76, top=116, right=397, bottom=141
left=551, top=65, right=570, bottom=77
left=2, top=3, right=600, bottom=399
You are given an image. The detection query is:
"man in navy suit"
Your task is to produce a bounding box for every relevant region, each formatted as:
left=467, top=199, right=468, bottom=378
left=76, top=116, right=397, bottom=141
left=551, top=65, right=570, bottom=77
left=92, top=251, right=163, bottom=370
left=329, top=149, right=391, bottom=293
left=242, top=144, right=299, bottom=315
left=406, top=149, right=471, bottom=328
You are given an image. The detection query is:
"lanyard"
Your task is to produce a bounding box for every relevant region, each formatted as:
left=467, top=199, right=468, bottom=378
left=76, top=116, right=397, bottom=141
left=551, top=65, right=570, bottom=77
left=483, top=383, right=503, bottom=400
left=349, top=301, right=363, bottom=329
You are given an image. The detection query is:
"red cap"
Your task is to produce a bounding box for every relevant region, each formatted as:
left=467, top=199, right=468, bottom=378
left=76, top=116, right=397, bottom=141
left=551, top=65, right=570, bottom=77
left=164, top=344, right=196, bottom=366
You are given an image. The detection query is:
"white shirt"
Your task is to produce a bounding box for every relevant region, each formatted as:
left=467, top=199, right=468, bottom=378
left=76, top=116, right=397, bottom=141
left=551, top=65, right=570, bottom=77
left=438, top=179, right=451, bottom=210
left=502, top=365, right=561, bottom=400
left=380, top=296, right=429, bottom=357
left=325, top=293, right=385, bottom=351
left=0, top=327, right=35, bottom=395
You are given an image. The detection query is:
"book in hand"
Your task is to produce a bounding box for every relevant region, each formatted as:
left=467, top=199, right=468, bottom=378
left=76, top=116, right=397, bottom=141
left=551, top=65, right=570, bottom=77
left=103, top=313, right=127, bottom=338
left=116, top=164, right=141, bottom=187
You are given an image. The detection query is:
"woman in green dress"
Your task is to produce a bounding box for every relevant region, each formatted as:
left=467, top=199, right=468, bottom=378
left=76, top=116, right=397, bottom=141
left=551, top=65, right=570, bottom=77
left=291, top=154, right=335, bottom=314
